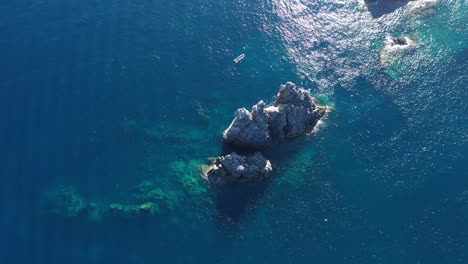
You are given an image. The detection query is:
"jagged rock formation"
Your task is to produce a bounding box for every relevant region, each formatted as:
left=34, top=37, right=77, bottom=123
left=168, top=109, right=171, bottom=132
left=223, top=82, right=326, bottom=149
left=206, top=152, right=273, bottom=184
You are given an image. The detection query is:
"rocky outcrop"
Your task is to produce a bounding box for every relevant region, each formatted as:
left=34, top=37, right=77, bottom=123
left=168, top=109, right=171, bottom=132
left=386, top=36, right=414, bottom=52
left=392, top=37, right=409, bottom=46
left=206, top=152, right=273, bottom=184
left=223, top=82, right=326, bottom=149
left=380, top=36, right=415, bottom=64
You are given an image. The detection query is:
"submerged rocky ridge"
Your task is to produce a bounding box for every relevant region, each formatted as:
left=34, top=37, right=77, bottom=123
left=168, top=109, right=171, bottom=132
left=223, top=82, right=327, bottom=149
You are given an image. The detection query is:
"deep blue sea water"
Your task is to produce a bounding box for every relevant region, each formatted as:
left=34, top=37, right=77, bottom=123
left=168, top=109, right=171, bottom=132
left=0, top=0, right=467, bottom=263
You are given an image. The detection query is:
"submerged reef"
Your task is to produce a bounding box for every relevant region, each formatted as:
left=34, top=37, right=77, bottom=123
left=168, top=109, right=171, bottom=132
left=45, top=186, right=107, bottom=222
left=170, top=160, right=209, bottom=195
left=133, top=180, right=180, bottom=211
left=45, top=159, right=212, bottom=221
left=109, top=202, right=159, bottom=216
left=45, top=186, right=89, bottom=217
left=223, top=82, right=326, bottom=149
left=205, top=152, right=273, bottom=184
left=46, top=178, right=196, bottom=221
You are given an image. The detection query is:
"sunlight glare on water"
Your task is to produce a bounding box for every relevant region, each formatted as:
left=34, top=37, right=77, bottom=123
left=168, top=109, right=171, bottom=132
left=269, top=0, right=467, bottom=189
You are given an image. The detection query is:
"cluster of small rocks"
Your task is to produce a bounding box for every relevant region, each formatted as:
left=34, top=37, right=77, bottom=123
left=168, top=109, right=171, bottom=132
left=206, top=152, right=273, bottom=184
left=205, top=82, right=326, bottom=184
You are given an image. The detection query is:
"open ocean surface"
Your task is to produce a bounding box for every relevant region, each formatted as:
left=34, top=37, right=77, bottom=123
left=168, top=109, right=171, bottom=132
left=0, top=0, right=467, bottom=263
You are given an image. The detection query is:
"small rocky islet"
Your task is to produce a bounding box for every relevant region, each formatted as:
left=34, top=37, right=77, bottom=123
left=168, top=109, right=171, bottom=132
left=205, top=82, right=327, bottom=184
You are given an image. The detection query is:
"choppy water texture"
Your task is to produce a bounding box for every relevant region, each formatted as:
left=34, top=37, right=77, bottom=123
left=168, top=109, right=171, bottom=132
left=0, top=0, right=467, bottom=263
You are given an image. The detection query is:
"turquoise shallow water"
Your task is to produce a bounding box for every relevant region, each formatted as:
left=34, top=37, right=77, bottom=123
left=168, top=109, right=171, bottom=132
left=0, top=0, right=467, bottom=263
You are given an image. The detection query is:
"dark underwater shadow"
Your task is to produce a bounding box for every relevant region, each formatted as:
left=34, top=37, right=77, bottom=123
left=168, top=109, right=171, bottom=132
left=212, top=142, right=273, bottom=227
left=213, top=135, right=320, bottom=227
left=364, top=0, right=413, bottom=18
left=213, top=181, right=270, bottom=226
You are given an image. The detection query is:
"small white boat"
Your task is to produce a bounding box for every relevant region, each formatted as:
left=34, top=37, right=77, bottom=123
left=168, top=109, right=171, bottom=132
left=233, top=53, right=245, bottom=63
